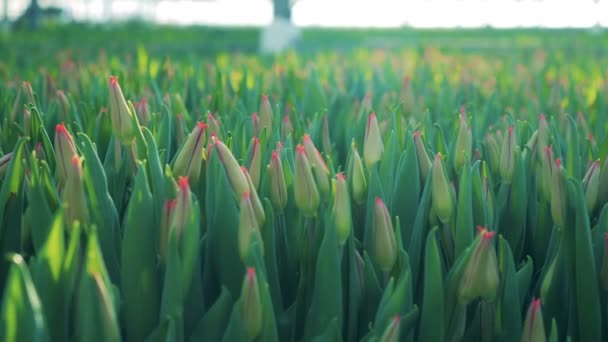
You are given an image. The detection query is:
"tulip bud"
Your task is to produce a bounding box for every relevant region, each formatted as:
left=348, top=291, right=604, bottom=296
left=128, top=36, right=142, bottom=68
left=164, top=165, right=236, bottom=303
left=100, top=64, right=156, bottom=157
left=108, top=76, right=136, bottom=145
left=246, top=137, right=262, bottom=190
left=484, top=133, right=500, bottom=177
left=598, top=158, right=608, bottom=207
left=238, top=192, right=264, bottom=261
left=251, top=112, right=260, bottom=137
left=582, top=160, right=600, bottom=213
left=372, top=197, right=397, bottom=272
left=22, top=81, right=35, bottom=105
left=54, top=123, right=78, bottom=189
left=334, top=173, right=352, bottom=246
left=500, top=125, right=517, bottom=184
left=171, top=93, right=189, bottom=118
left=364, top=112, right=384, bottom=169
left=159, top=199, right=177, bottom=262
left=62, top=155, right=89, bottom=226
left=281, top=115, right=293, bottom=140
left=400, top=75, right=415, bottom=115
left=303, top=134, right=330, bottom=196
left=521, top=299, right=546, bottom=342
left=537, top=114, right=550, bottom=163
left=213, top=137, right=249, bottom=200
left=57, top=90, right=72, bottom=122
left=294, top=144, right=320, bottom=216
left=432, top=153, right=453, bottom=224
left=269, top=150, right=287, bottom=212
left=550, top=159, right=566, bottom=227
left=458, top=227, right=499, bottom=304
left=133, top=97, right=151, bottom=126
left=172, top=122, right=207, bottom=183
left=170, top=177, right=192, bottom=237
left=453, top=115, right=472, bottom=173
left=414, top=131, right=432, bottom=185
left=240, top=268, right=263, bottom=339
left=241, top=167, right=265, bottom=227
left=524, top=130, right=539, bottom=165
left=259, top=95, right=273, bottom=137
left=380, top=315, right=401, bottom=342
left=207, top=111, right=221, bottom=139
left=349, top=140, right=367, bottom=205
left=0, top=153, right=13, bottom=178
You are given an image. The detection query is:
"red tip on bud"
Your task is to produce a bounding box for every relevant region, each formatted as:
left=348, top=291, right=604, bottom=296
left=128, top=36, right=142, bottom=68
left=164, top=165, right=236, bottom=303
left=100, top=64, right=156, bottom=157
left=178, top=176, right=189, bottom=190
left=531, top=298, right=542, bottom=314
left=540, top=113, right=546, bottom=121
left=109, top=76, right=118, bottom=86
left=165, top=199, right=177, bottom=210
left=375, top=197, right=383, bottom=206
left=508, top=125, right=514, bottom=134
left=56, top=123, right=69, bottom=135
left=271, top=150, right=279, bottom=160
left=252, top=112, right=259, bottom=119
left=589, top=133, right=595, bottom=141
left=414, top=130, right=421, bottom=139
left=337, top=172, right=346, bottom=181
left=555, top=158, right=562, bottom=167
left=196, top=122, right=208, bottom=130
left=296, top=144, right=305, bottom=154
left=247, top=267, right=256, bottom=278
left=261, top=95, right=269, bottom=103
left=435, top=153, right=442, bottom=161
left=283, top=115, right=290, bottom=123
left=242, top=191, right=250, bottom=200
left=253, top=136, right=260, bottom=146
left=71, top=155, right=80, bottom=166
left=368, top=112, right=376, bottom=126
left=482, top=231, right=495, bottom=241
left=303, top=134, right=311, bottom=142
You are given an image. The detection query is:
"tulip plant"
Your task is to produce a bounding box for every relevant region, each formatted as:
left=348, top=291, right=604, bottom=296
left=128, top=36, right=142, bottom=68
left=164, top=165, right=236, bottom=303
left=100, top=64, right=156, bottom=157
left=1, top=32, right=608, bottom=342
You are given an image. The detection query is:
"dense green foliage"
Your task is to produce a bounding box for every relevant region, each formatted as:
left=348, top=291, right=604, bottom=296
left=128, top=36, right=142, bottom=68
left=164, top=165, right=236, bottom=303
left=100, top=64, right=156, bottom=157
left=1, top=26, right=608, bottom=342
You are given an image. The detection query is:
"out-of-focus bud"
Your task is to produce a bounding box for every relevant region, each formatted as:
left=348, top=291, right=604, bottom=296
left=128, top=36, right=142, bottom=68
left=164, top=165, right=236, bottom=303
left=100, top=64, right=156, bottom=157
left=281, top=115, right=293, bottom=140
left=170, top=177, right=192, bottom=237
left=171, top=93, right=189, bottom=118
left=537, top=114, right=549, bottom=164
left=303, top=134, right=330, bottom=196
left=334, top=173, right=352, bottom=246
left=259, top=95, right=273, bottom=137
left=500, top=125, right=517, bottom=184
left=583, top=159, right=600, bottom=213
left=54, top=123, right=78, bottom=189
left=240, top=268, right=263, bottom=339
left=251, top=112, right=260, bottom=137
left=268, top=150, right=287, bottom=212
left=134, top=97, right=151, bottom=126
left=550, top=159, right=566, bottom=227
left=22, top=81, right=35, bottom=105
left=521, top=299, right=546, bottom=342
left=524, top=130, right=539, bottom=165
left=432, top=153, right=454, bottom=224
left=207, top=111, right=221, bottom=139
left=241, top=167, right=265, bottom=227
left=108, top=76, right=136, bottom=145
left=0, top=153, right=13, bottom=178
left=453, top=114, right=472, bottom=173
left=35, top=142, right=46, bottom=162
left=379, top=315, right=401, bottom=342
left=294, top=144, right=320, bottom=217
left=349, top=140, right=367, bottom=205
left=57, top=90, right=72, bottom=122
left=364, top=112, right=384, bottom=169
left=62, top=155, right=89, bottom=226
left=358, top=94, right=372, bottom=120
left=248, top=137, right=262, bottom=190
left=159, top=199, right=176, bottom=263
left=414, top=131, right=432, bottom=185
left=238, top=192, right=264, bottom=261
left=485, top=133, right=500, bottom=177
left=173, top=122, right=207, bottom=183
left=598, top=158, right=608, bottom=206
left=400, top=75, right=415, bottom=115
left=213, top=137, right=249, bottom=200
left=457, top=226, right=499, bottom=304
left=372, top=197, right=397, bottom=272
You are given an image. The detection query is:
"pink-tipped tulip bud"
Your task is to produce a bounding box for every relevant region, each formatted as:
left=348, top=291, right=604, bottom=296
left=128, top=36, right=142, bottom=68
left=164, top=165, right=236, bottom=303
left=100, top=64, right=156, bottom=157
left=380, top=315, right=401, bottom=342
left=303, top=134, right=330, bottom=196
left=62, top=155, right=89, bottom=226
left=133, top=97, right=151, bottom=126
left=457, top=226, right=499, bottom=304
left=500, top=125, right=517, bottom=184
left=334, top=173, right=352, bottom=246
left=414, top=131, right=432, bottom=185
left=238, top=192, right=264, bottom=261
left=251, top=112, right=260, bottom=137
left=259, top=95, right=273, bottom=137
left=400, top=75, right=415, bottom=115
left=537, top=114, right=550, bottom=164
left=159, top=199, right=177, bottom=262
left=364, top=112, right=384, bottom=169
left=248, top=137, right=262, bottom=190
left=213, top=137, right=249, bottom=200
left=54, top=123, right=78, bottom=189
left=583, top=159, right=600, bottom=213
left=0, top=153, right=12, bottom=178
left=294, top=144, right=320, bottom=217
left=241, top=167, right=265, bottom=227
left=432, top=153, right=454, bottom=224
left=550, top=159, right=566, bottom=227
left=453, top=114, right=472, bottom=173
left=373, top=197, right=397, bottom=272
left=22, top=81, right=35, bottom=105
left=281, top=115, right=293, bottom=140
left=521, top=299, right=546, bottom=342
left=241, top=268, right=263, bottom=339
left=269, top=150, right=287, bottom=212
left=170, top=177, right=192, bottom=238
left=350, top=140, right=367, bottom=205
left=173, top=122, right=207, bottom=183
left=108, top=76, right=136, bottom=145
left=484, top=133, right=500, bottom=177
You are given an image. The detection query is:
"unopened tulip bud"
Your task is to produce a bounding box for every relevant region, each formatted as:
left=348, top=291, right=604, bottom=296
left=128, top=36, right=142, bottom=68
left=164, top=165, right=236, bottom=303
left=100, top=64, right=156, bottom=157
left=521, top=299, right=546, bottom=342
left=458, top=227, right=499, bottom=304
left=170, top=177, right=192, bottom=237
left=583, top=160, right=600, bottom=213
left=251, top=112, right=260, bottom=137
left=57, top=90, right=72, bottom=121
left=108, top=76, right=135, bottom=145
left=401, top=75, right=415, bottom=115
left=0, top=153, right=13, bottom=178
left=259, top=95, right=273, bottom=137
left=364, top=112, right=383, bottom=169
left=134, top=97, right=151, bottom=126
left=281, top=115, right=293, bottom=140
left=350, top=140, right=367, bottom=205
left=524, top=130, right=539, bottom=165
left=598, top=158, right=608, bottom=206
left=240, top=268, right=263, bottom=339
left=334, top=173, right=352, bottom=246
left=537, top=114, right=550, bottom=163
left=171, top=93, right=189, bottom=118
left=294, top=144, right=320, bottom=216
left=248, top=137, right=262, bottom=190
left=159, top=199, right=176, bottom=262
left=213, top=137, right=249, bottom=200
left=62, top=155, right=89, bottom=225
left=22, top=81, right=35, bottom=105
left=432, top=153, right=453, bottom=224
left=380, top=315, right=401, bottom=342
left=485, top=133, right=500, bottom=177
left=269, top=150, right=287, bottom=211
left=238, top=192, right=264, bottom=261
left=303, top=134, right=330, bottom=196
left=500, top=125, right=517, bottom=184
left=241, top=167, right=265, bottom=227
left=173, top=122, right=207, bottom=183
left=414, top=131, right=432, bottom=185
left=453, top=115, right=472, bottom=173
left=207, top=111, right=221, bottom=139
left=550, top=159, right=566, bottom=227
left=54, top=123, right=78, bottom=189
left=373, top=197, right=397, bottom=272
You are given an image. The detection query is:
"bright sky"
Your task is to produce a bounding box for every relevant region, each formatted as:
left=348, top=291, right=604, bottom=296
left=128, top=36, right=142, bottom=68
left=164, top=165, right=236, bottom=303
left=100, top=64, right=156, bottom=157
left=2, top=0, right=608, bottom=28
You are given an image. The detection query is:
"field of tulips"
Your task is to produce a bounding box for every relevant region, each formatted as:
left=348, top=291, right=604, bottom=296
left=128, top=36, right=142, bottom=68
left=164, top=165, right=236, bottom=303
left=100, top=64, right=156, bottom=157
left=2, top=26, right=608, bottom=342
